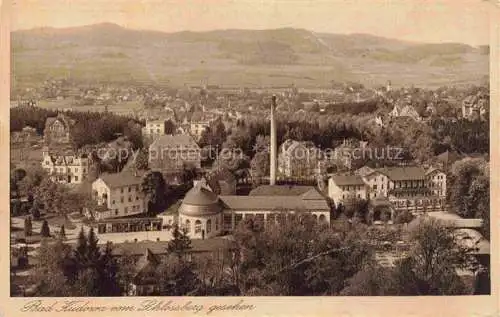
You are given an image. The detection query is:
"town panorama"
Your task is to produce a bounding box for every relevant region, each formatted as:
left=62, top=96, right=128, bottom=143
left=10, top=23, right=490, bottom=297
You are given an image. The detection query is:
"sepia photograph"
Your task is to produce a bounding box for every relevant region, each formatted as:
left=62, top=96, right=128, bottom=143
left=3, top=0, right=496, bottom=309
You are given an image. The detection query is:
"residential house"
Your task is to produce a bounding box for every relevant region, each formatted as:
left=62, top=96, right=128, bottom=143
left=41, top=147, right=90, bottom=184
left=142, top=119, right=176, bottom=143
left=111, top=238, right=238, bottom=295
left=278, top=139, right=323, bottom=179
left=90, top=171, right=146, bottom=220
left=389, top=104, right=421, bottom=121
left=329, top=166, right=447, bottom=213
left=328, top=174, right=368, bottom=205
left=149, top=134, right=201, bottom=175
left=462, top=94, right=487, bottom=120
left=43, top=113, right=75, bottom=145
left=426, top=167, right=447, bottom=197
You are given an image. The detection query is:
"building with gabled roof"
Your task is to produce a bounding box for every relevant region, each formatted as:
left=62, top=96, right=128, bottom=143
left=149, top=134, right=201, bottom=174
left=41, top=146, right=89, bottom=184
left=90, top=171, right=146, bottom=220
left=328, top=174, right=368, bottom=205
left=328, top=165, right=447, bottom=216
left=278, top=139, right=323, bottom=179
left=43, top=113, right=76, bottom=145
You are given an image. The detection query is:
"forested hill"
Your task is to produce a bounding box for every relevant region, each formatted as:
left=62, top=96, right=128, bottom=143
left=12, top=23, right=488, bottom=89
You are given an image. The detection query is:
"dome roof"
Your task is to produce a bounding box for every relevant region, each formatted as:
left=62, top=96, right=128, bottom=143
left=179, top=182, right=221, bottom=216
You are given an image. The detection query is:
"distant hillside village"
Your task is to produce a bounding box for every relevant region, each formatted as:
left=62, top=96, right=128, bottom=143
left=10, top=81, right=490, bottom=297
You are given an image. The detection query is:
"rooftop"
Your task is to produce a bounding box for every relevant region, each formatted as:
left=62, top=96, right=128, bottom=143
left=97, top=171, right=145, bottom=188
left=330, top=174, right=366, bottom=186
left=149, top=134, right=200, bottom=150
left=375, top=166, right=426, bottom=181
left=110, top=237, right=236, bottom=257
left=249, top=185, right=315, bottom=196
left=219, top=195, right=330, bottom=212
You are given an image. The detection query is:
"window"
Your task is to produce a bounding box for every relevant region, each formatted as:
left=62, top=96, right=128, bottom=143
left=125, top=207, right=128, bottom=213
left=121, top=197, right=124, bottom=203
left=74, top=176, right=78, bottom=181
left=234, top=214, right=243, bottom=225
left=136, top=196, right=139, bottom=201
left=128, top=187, right=131, bottom=192
left=128, top=197, right=132, bottom=202
left=83, top=168, right=86, bottom=173
left=121, top=188, right=124, bottom=194
left=215, top=217, right=219, bottom=231
left=206, top=219, right=212, bottom=233
left=223, top=214, right=232, bottom=230
left=373, top=185, right=377, bottom=190
left=184, top=219, right=191, bottom=233
left=75, top=168, right=78, bottom=173
left=115, top=210, right=119, bottom=215
left=195, top=220, right=202, bottom=234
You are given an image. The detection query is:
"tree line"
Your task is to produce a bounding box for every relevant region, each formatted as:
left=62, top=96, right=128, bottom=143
left=29, top=215, right=486, bottom=296
left=10, top=107, right=143, bottom=149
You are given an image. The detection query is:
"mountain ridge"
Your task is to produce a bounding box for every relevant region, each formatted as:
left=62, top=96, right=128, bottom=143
left=11, top=23, right=489, bottom=89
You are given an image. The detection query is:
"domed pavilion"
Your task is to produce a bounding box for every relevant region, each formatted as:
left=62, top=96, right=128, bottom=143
left=178, top=180, right=223, bottom=239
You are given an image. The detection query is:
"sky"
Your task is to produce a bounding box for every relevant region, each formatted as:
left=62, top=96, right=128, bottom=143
left=8, top=0, right=492, bottom=46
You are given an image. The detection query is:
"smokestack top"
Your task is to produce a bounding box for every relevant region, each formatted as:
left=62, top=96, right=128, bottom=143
left=272, top=95, right=277, bottom=105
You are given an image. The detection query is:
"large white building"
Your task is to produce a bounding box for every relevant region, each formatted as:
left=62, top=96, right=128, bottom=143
left=41, top=147, right=90, bottom=184
left=177, top=181, right=331, bottom=240
left=142, top=119, right=176, bottom=142
left=90, top=171, right=146, bottom=220
left=329, top=166, right=447, bottom=212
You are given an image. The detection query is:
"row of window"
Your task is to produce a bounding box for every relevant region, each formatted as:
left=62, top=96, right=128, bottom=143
left=341, top=185, right=364, bottom=191
left=182, top=218, right=220, bottom=234
left=111, top=195, right=141, bottom=205
left=46, top=166, right=86, bottom=174
left=342, top=194, right=363, bottom=199
left=113, top=204, right=142, bottom=215
left=118, top=186, right=139, bottom=194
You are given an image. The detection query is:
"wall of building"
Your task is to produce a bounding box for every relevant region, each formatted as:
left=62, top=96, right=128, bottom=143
left=221, top=209, right=330, bottom=232
left=179, top=213, right=222, bottom=239
left=41, top=155, right=89, bottom=184
left=362, top=172, right=389, bottom=198
left=92, top=179, right=145, bottom=219
left=427, top=171, right=447, bottom=197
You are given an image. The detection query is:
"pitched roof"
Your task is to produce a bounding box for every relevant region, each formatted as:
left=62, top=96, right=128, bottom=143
left=300, top=188, right=327, bottom=200
left=249, top=185, right=314, bottom=196
left=330, top=174, right=366, bottom=186
left=375, top=166, right=426, bottom=181
left=44, top=113, right=75, bottom=130
left=111, top=237, right=236, bottom=257
left=149, top=134, right=200, bottom=150
left=426, top=167, right=444, bottom=175
left=219, top=195, right=330, bottom=211
left=355, top=166, right=375, bottom=177
left=98, top=171, right=145, bottom=188
left=133, top=248, right=163, bottom=285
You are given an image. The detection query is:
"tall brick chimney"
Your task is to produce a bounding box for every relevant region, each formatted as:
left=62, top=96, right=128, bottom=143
left=270, top=95, right=277, bottom=185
